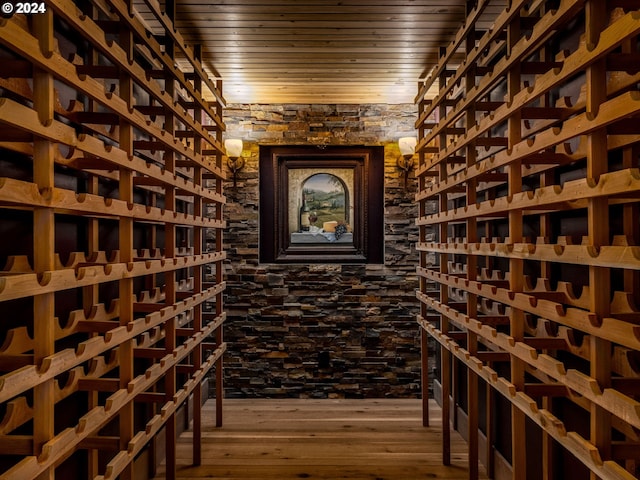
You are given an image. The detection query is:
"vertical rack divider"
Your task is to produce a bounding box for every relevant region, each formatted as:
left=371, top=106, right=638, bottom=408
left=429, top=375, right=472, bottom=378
left=506, top=7, right=526, bottom=479
left=437, top=44, right=452, bottom=467
left=162, top=2, right=178, bottom=478
left=31, top=10, right=56, bottom=480
left=117, top=3, right=135, bottom=479
left=585, top=2, right=612, bottom=478
left=191, top=43, right=204, bottom=468
left=464, top=2, right=479, bottom=478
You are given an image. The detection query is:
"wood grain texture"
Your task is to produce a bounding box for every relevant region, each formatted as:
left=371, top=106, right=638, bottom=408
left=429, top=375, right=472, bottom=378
left=132, top=0, right=507, bottom=104
left=153, top=399, right=485, bottom=480
left=416, top=1, right=640, bottom=480
left=0, top=1, right=226, bottom=477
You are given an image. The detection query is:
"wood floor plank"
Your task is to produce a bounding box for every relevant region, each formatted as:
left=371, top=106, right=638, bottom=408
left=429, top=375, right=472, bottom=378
left=154, top=399, right=484, bottom=480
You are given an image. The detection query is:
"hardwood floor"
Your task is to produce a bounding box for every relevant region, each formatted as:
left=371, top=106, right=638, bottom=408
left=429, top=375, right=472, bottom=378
left=154, top=399, right=486, bottom=480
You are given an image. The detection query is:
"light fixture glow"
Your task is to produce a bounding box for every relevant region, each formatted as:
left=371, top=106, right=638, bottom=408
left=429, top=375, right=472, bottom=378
left=224, top=138, right=245, bottom=188
left=224, top=138, right=243, bottom=158
left=397, top=136, right=417, bottom=190
left=398, top=136, right=417, bottom=157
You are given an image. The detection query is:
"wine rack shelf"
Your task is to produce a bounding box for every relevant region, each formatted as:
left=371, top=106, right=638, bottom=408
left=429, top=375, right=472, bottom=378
left=416, top=1, right=640, bottom=479
left=0, top=1, right=226, bottom=478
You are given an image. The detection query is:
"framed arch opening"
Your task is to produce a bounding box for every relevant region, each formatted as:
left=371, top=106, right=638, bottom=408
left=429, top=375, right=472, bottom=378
left=259, top=145, right=384, bottom=263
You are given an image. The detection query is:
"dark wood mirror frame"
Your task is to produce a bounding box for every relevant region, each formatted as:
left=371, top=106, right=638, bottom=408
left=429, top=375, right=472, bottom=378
left=259, top=145, right=384, bottom=264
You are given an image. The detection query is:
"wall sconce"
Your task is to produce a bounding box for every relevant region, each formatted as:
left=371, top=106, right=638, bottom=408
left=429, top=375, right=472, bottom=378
left=225, top=138, right=245, bottom=188
left=397, top=136, right=417, bottom=188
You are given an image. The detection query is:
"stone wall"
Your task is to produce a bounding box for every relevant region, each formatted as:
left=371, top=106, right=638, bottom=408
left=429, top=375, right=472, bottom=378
left=218, top=103, right=425, bottom=398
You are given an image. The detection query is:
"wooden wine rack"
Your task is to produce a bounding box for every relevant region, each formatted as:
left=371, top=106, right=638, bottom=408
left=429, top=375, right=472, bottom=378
left=0, top=0, right=226, bottom=478
left=416, top=1, right=640, bottom=479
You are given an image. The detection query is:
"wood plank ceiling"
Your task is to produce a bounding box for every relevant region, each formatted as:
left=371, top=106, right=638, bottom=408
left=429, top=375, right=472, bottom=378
left=135, top=1, right=506, bottom=105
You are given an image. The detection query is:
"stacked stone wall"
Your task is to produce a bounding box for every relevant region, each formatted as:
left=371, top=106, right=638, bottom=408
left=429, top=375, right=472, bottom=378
left=217, top=103, right=434, bottom=398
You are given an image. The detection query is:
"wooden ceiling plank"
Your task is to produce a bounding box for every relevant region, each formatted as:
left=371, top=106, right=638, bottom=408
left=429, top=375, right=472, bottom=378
left=170, top=0, right=471, bottom=6
left=130, top=0, right=507, bottom=104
